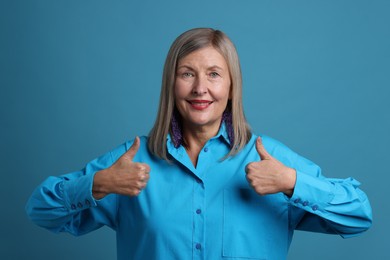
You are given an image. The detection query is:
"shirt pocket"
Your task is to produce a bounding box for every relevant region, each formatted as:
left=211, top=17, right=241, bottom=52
left=222, top=187, right=288, bottom=260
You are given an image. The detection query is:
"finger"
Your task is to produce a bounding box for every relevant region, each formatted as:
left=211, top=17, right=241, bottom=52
left=140, top=172, right=150, bottom=182
left=139, top=173, right=146, bottom=182
left=256, top=136, right=272, bottom=160
left=245, top=162, right=255, bottom=175
left=141, top=163, right=151, bottom=174
left=134, top=162, right=150, bottom=174
left=126, top=136, right=140, bottom=161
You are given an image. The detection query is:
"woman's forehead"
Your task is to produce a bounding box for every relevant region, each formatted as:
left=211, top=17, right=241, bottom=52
left=177, top=46, right=228, bottom=68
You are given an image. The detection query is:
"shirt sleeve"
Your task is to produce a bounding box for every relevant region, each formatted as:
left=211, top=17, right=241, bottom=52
left=25, top=144, right=125, bottom=236
left=262, top=135, right=372, bottom=238
left=287, top=152, right=373, bottom=238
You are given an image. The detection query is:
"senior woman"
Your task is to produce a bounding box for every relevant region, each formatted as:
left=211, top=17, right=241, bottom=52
left=26, top=28, right=372, bottom=259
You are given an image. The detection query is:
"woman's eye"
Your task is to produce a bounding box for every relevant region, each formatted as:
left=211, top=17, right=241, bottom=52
left=210, top=72, right=220, bottom=78
left=182, top=72, right=193, bottom=78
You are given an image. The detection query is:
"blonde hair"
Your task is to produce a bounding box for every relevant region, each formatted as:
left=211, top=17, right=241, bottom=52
left=148, top=28, right=251, bottom=160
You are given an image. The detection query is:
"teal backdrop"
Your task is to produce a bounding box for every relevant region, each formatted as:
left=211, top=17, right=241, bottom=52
left=1, top=0, right=389, bottom=259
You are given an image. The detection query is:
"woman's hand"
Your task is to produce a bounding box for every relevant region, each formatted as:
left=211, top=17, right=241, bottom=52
left=245, top=137, right=296, bottom=197
left=92, top=137, right=151, bottom=199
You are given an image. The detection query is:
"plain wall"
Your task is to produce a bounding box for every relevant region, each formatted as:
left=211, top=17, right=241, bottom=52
left=1, top=0, right=389, bottom=259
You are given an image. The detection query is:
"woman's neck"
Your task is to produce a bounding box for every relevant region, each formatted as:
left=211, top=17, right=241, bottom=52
left=182, top=123, right=219, bottom=167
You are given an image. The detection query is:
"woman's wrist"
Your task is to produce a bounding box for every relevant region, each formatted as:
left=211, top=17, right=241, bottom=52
left=92, top=169, right=111, bottom=200
left=282, top=168, right=297, bottom=197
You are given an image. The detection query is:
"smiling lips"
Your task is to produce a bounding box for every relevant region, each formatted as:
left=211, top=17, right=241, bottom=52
left=187, top=99, right=214, bottom=110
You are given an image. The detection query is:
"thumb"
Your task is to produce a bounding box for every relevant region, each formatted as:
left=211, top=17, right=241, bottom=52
left=256, top=136, right=272, bottom=160
left=126, top=136, right=140, bottom=161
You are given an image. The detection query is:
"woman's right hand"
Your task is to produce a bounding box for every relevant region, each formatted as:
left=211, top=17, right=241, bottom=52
left=92, top=137, right=150, bottom=199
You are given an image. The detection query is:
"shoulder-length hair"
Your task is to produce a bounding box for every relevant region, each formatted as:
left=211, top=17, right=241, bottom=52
left=148, top=28, right=251, bottom=160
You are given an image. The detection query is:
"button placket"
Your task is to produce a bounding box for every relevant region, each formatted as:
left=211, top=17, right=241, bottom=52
left=193, top=176, right=205, bottom=259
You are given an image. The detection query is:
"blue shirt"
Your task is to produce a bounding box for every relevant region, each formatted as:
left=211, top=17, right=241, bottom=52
left=26, top=123, right=372, bottom=260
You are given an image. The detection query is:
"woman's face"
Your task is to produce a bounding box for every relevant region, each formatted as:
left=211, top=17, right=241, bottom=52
left=174, top=46, right=231, bottom=132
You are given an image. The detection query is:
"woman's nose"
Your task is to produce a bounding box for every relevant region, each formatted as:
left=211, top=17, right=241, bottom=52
left=192, top=76, right=208, bottom=95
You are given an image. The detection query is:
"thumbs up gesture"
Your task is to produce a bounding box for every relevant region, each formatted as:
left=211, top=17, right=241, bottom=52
left=93, top=137, right=151, bottom=199
left=245, top=137, right=296, bottom=197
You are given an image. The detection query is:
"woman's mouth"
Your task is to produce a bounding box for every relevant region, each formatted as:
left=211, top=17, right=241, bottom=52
left=187, top=100, right=214, bottom=110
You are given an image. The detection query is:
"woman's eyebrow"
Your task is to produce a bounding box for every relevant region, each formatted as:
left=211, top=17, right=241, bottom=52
left=176, top=64, right=225, bottom=72
left=176, top=65, right=194, bottom=71
left=207, top=65, right=224, bottom=71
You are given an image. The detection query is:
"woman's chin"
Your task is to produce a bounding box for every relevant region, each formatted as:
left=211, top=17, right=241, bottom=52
left=184, top=117, right=222, bottom=130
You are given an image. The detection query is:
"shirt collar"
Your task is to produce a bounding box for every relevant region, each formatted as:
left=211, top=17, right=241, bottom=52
left=167, top=121, right=232, bottom=149
left=216, top=121, right=232, bottom=145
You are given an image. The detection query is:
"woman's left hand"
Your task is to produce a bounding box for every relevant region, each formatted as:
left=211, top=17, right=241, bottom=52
left=245, top=137, right=297, bottom=197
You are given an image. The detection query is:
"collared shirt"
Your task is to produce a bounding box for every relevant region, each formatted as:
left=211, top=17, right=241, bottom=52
left=26, top=123, right=372, bottom=260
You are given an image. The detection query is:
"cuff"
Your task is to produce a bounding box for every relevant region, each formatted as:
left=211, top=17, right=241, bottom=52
left=61, top=173, right=98, bottom=212
left=288, top=170, right=334, bottom=214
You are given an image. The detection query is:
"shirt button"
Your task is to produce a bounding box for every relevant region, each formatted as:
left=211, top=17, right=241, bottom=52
left=196, top=209, right=202, bottom=214
left=85, top=199, right=91, bottom=206
left=195, top=243, right=201, bottom=250
left=312, top=205, right=319, bottom=211
left=77, top=202, right=83, bottom=208
left=203, top=147, right=208, bottom=152
left=294, top=198, right=300, bottom=203
left=302, top=201, right=309, bottom=206
left=71, top=204, right=76, bottom=210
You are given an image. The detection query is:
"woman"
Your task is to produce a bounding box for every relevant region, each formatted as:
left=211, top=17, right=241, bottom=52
left=26, top=28, right=372, bottom=259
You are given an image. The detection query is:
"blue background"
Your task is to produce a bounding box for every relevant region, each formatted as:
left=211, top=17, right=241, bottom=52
left=1, top=0, right=389, bottom=259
